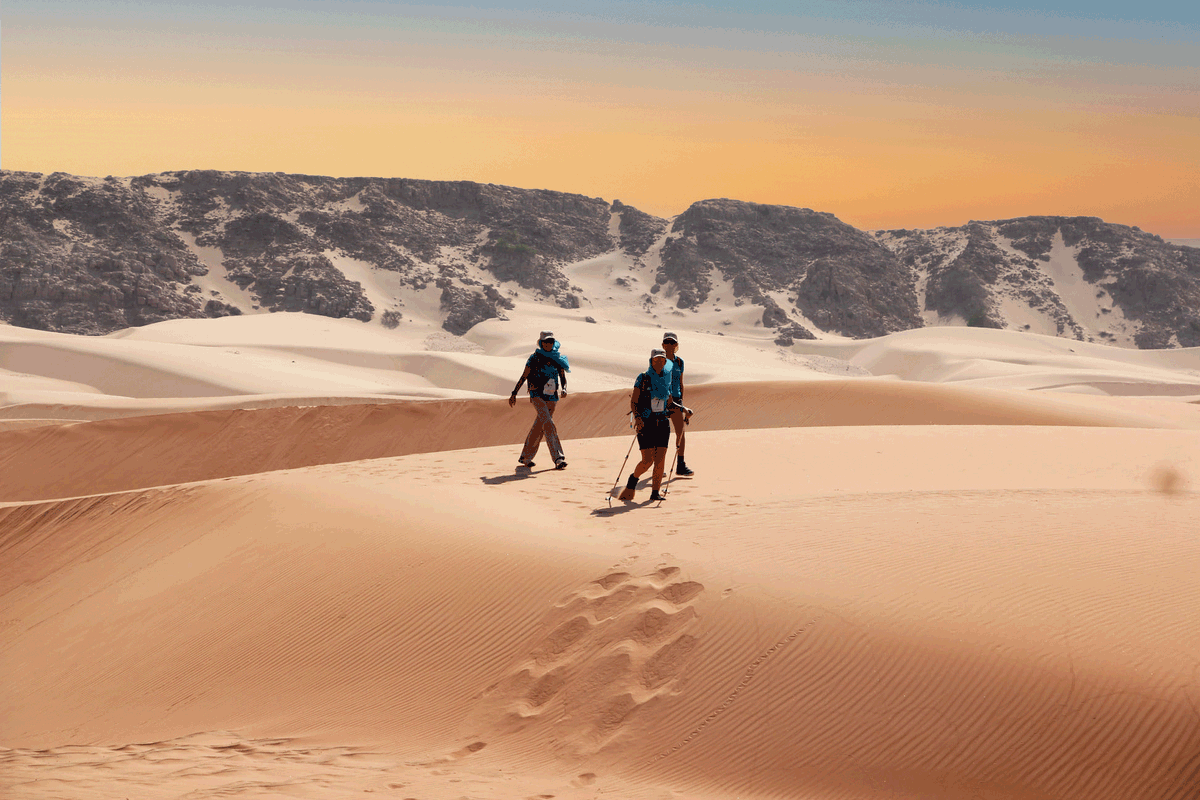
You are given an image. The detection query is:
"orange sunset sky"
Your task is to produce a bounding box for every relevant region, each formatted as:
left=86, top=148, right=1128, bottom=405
left=3, top=0, right=1198, bottom=237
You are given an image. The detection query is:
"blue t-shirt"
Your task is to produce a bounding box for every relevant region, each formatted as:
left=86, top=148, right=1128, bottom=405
left=667, top=355, right=684, bottom=399
left=634, top=365, right=674, bottom=418
left=526, top=351, right=563, bottom=399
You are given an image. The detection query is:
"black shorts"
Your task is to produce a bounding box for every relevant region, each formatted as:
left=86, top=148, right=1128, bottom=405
left=637, top=415, right=671, bottom=450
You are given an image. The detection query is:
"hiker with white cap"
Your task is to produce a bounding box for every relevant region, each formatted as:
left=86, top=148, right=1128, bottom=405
left=509, top=330, right=570, bottom=470
left=618, top=348, right=676, bottom=502
left=661, top=331, right=694, bottom=476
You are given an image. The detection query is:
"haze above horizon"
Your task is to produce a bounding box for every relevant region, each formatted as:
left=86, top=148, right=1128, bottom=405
left=4, top=0, right=1198, bottom=237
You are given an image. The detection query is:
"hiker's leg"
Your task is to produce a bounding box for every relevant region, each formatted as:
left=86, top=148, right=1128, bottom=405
left=633, top=448, right=655, bottom=477
left=520, top=397, right=549, bottom=461
left=670, top=407, right=686, bottom=458
left=651, top=446, right=667, bottom=491
left=543, top=399, right=565, bottom=463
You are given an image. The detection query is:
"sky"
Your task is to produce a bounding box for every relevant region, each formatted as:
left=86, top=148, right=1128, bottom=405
left=3, top=0, right=1198, bottom=237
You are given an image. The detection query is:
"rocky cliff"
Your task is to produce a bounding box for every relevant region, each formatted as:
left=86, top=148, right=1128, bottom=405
left=1, top=170, right=624, bottom=335
left=2, top=170, right=1197, bottom=348
left=876, top=217, right=1200, bottom=348
left=658, top=199, right=922, bottom=339
left=0, top=172, right=225, bottom=333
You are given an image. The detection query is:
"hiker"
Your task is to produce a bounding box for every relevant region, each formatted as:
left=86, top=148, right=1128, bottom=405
left=661, top=331, right=694, bottom=476
left=509, top=330, right=569, bottom=470
left=619, top=349, right=675, bottom=502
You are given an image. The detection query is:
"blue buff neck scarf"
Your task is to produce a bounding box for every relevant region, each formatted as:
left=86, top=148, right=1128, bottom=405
left=533, top=340, right=571, bottom=371
left=644, top=359, right=673, bottom=400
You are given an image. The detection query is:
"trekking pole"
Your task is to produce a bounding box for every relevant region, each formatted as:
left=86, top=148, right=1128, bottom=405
left=658, top=441, right=680, bottom=504
left=608, top=414, right=639, bottom=508
left=658, top=401, right=693, bottom=503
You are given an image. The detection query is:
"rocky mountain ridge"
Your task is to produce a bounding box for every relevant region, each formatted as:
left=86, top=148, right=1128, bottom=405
left=876, top=217, right=1200, bottom=348
left=658, top=199, right=922, bottom=342
left=2, top=169, right=1197, bottom=348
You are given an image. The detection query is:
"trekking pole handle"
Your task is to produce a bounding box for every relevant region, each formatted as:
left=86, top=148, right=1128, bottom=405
left=669, top=399, right=694, bottom=422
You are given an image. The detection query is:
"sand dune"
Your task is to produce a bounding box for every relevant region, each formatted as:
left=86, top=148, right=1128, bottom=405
left=3, top=428, right=1198, bottom=799
left=3, top=379, right=1197, bottom=503
left=838, top=326, right=1200, bottom=395
left=3, top=312, right=1200, bottom=800
left=4, top=314, right=1199, bottom=423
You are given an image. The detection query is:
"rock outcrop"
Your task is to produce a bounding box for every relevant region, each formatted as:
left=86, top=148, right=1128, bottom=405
left=659, top=199, right=922, bottom=337
left=612, top=199, right=669, bottom=256
left=1, top=170, right=623, bottom=335
left=877, top=217, right=1200, bottom=347
left=0, top=172, right=226, bottom=334
left=439, top=280, right=515, bottom=336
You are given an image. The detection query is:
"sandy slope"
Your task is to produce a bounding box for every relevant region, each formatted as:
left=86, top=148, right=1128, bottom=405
left=3, top=426, right=1198, bottom=800
left=3, top=313, right=1199, bottom=423
left=3, top=311, right=1200, bottom=800
left=3, top=379, right=1198, bottom=503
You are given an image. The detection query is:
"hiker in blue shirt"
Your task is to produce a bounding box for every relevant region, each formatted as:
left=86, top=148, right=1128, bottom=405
left=661, top=331, right=694, bottom=476
left=618, top=348, right=675, bottom=502
left=509, top=330, right=569, bottom=470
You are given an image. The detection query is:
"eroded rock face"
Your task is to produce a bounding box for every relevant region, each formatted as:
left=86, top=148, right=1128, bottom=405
left=159, top=171, right=616, bottom=316
left=613, top=199, right=669, bottom=256
left=1, top=170, right=625, bottom=335
left=773, top=323, right=817, bottom=346
left=439, top=282, right=515, bottom=335
left=0, top=173, right=221, bottom=334
left=877, top=217, right=1200, bottom=347
left=659, top=199, right=922, bottom=337
left=1006, top=217, right=1200, bottom=348
left=226, top=253, right=375, bottom=320
left=3, top=171, right=1197, bottom=348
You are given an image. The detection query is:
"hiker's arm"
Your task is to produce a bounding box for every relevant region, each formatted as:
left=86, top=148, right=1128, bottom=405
left=512, top=366, right=531, bottom=394
left=558, top=365, right=567, bottom=395
left=630, top=387, right=643, bottom=428
left=670, top=398, right=693, bottom=418
left=677, top=371, right=684, bottom=398
left=509, top=366, right=531, bottom=407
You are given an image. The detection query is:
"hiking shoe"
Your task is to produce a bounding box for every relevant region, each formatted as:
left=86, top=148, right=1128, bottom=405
left=517, top=459, right=535, bottom=468
left=555, top=459, right=568, bottom=470
left=649, top=490, right=664, bottom=502
left=676, top=458, right=694, bottom=476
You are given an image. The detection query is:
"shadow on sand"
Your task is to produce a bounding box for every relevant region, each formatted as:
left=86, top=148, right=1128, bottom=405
left=479, top=469, right=546, bottom=485
left=590, top=477, right=682, bottom=515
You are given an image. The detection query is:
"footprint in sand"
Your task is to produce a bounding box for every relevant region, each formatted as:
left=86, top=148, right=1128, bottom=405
left=478, top=567, right=706, bottom=755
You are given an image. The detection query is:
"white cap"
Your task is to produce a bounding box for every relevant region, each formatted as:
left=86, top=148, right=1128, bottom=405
left=539, top=330, right=555, bottom=342
left=662, top=331, right=679, bottom=343
left=650, top=348, right=667, bottom=359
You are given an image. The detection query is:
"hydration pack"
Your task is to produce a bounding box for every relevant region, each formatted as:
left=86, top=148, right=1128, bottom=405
left=636, top=371, right=673, bottom=417
left=527, top=350, right=560, bottom=395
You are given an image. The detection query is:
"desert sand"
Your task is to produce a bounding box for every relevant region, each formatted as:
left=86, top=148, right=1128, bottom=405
left=3, top=305, right=1200, bottom=800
